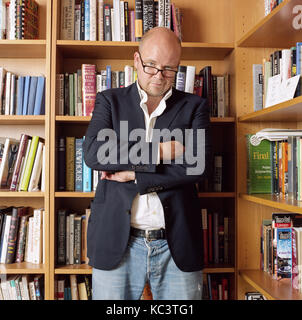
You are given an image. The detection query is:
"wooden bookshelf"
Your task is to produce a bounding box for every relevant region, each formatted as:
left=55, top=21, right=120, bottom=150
left=237, top=0, right=301, bottom=48
left=0, top=0, right=52, bottom=299
left=239, top=270, right=302, bottom=300
left=198, top=192, right=236, bottom=198
left=235, top=0, right=301, bottom=300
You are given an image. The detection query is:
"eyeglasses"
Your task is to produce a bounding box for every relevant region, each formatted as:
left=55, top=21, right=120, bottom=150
left=138, top=52, right=178, bottom=78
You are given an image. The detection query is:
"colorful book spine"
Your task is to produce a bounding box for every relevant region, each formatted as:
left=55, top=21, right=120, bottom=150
left=75, top=138, right=83, bottom=192
left=82, top=64, right=96, bottom=116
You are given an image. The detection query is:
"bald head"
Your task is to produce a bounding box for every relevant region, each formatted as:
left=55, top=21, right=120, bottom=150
left=139, top=27, right=182, bottom=63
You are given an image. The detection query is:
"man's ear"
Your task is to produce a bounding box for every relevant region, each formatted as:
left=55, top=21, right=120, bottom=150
left=133, top=52, right=139, bottom=69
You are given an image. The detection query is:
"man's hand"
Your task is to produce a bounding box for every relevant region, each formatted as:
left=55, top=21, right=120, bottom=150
left=101, top=171, right=135, bottom=182
left=159, top=141, right=185, bottom=161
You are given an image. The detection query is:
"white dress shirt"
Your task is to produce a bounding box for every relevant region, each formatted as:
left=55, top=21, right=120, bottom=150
left=130, top=81, right=172, bottom=230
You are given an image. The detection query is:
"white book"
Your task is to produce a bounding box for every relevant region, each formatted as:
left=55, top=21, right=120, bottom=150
left=4, top=71, right=11, bottom=115
left=113, top=0, right=121, bottom=41
left=28, top=281, right=36, bottom=300
left=9, top=0, right=15, bottom=40
left=41, top=144, right=45, bottom=192
left=17, top=138, right=32, bottom=191
left=124, top=65, right=133, bottom=87
left=93, top=170, right=99, bottom=191
left=184, top=66, right=195, bottom=94
left=0, top=278, right=11, bottom=300
left=101, top=70, right=107, bottom=91
left=60, top=0, right=75, bottom=40
left=281, top=49, right=292, bottom=82
left=0, top=214, right=12, bottom=263
left=217, top=76, right=225, bottom=117
left=90, top=0, right=97, bottom=41
left=120, top=0, right=125, bottom=41
left=111, top=8, right=115, bottom=41
left=96, top=73, right=102, bottom=92
left=25, top=217, right=34, bottom=263
left=42, top=209, right=45, bottom=264
left=158, top=0, right=165, bottom=27
left=9, top=73, right=16, bottom=115
left=28, top=141, right=43, bottom=192
left=21, top=275, right=30, bottom=300
left=69, top=213, right=75, bottom=265
left=0, top=1, right=6, bottom=40
left=0, top=283, right=3, bottom=300
left=32, top=209, right=43, bottom=264
left=74, top=4, right=81, bottom=40
left=14, top=276, right=22, bottom=300
left=8, top=275, right=18, bottom=300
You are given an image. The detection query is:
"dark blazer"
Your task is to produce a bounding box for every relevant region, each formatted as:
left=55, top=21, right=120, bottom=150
left=83, top=83, right=211, bottom=272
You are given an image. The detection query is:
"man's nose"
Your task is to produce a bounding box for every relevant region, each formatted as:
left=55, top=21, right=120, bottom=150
left=154, top=70, right=164, bottom=79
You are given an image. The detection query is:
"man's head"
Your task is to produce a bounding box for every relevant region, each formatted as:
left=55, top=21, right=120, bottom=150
left=134, top=27, right=182, bottom=99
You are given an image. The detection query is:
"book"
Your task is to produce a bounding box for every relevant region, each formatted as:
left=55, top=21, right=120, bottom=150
left=135, top=0, right=143, bottom=41
left=184, top=66, right=195, bottom=94
left=5, top=207, right=20, bottom=263
left=246, top=134, right=272, bottom=194
left=60, top=0, right=75, bottom=40
left=33, top=76, right=45, bottom=115
left=82, top=64, right=96, bottom=116
left=66, top=136, right=75, bottom=191
left=26, top=75, right=38, bottom=115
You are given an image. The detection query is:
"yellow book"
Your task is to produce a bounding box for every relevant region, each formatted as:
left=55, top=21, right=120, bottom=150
left=20, top=136, right=40, bottom=191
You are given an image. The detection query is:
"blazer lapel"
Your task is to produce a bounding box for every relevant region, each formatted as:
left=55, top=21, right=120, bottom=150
left=127, top=83, right=146, bottom=131
left=154, top=88, right=187, bottom=131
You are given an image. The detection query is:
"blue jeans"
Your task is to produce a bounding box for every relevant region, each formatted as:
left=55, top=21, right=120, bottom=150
left=92, top=236, right=203, bottom=300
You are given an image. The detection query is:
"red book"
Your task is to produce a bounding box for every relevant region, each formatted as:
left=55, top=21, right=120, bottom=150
left=82, top=64, right=96, bottom=116
left=201, top=209, right=208, bottom=265
left=222, top=278, right=229, bottom=300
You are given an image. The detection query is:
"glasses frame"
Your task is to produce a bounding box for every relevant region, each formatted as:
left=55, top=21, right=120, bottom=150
left=138, top=52, right=178, bottom=79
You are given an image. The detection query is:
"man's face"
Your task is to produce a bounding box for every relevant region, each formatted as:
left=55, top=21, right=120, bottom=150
left=134, top=37, right=180, bottom=99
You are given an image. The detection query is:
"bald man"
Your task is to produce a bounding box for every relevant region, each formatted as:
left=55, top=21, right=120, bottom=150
left=83, top=27, right=211, bottom=300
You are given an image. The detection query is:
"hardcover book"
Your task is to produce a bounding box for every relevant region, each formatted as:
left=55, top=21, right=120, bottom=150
left=246, top=134, right=272, bottom=194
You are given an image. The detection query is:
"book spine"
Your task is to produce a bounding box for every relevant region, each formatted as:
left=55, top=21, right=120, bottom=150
left=80, top=0, right=85, bottom=40
left=28, top=141, right=43, bottom=192
left=65, top=136, right=75, bottom=191
left=20, top=135, right=39, bottom=191
left=83, top=159, right=92, bottom=192
left=142, top=0, right=154, bottom=34
left=60, top=0, right=75, bottom=40
left=184, top=65, right=195, bottom=94
left=217, top=76, right=225, bottom=117
left=57, top=137, right=66, bottom=191
left=69, top=214, right=75, bottom=265
left=113, top=0, right=121, bottom=41
left=124, top=1, right=129, bottom=41
left=84, top=0, right=90, bottom=40
left=5, top=207, right=19, bottom=263
left=74, top=4, right=81, bottom=40
left=175, top=66, right=186, bottom=91
left=90, top=0, right=97, bottom=41
left=32, top=209, right=42, bottom=264
left=57, top=209, right=66, bottom=265
left=82, top=64, right=96, bottom=116
left=103, top=4, right=111, bottom=41
left=164, top=0, right=170, bottom=29
left=74, top=217, right=82, bottom=264
left=98, top=0, right=104, bottom=41
left=75, top=138, right=83, bottom=192
left=15, top=216, right=28, bottom=263
left=135, top=0, right=143, bottom=41
left=120, top=0, right=125, bottom=41
left=253, top=64, right=263, bottom=111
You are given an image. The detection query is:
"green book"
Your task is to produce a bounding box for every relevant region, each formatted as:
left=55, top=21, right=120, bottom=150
left=246, top=134, right=273, bottom=194
left=20, top=136, right=39, bottom=191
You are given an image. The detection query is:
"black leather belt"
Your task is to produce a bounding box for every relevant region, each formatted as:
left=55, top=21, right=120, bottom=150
left=130, top=227, right=166, bottom=241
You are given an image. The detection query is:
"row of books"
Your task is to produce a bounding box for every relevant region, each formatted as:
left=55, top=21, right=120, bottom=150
left=260, top=212, right=302, bottom=292
left=57, top=136, right=100, bottom=192
left=0, top=68, right=46, bottom=115
left=201, top=209, right=230, bottom=266
left=246, top=129, right=302, bottom=200
left=203, top=274, right=230, bottom=300
left=60, top=0, right=182, bottom=42
left=57, top=208, right=90, bottom=265
left=0, top=207, right=45, bottom=265
left=253, top=43, right=301, bottom=111
left=0, top=0, right=39, bottom=40
left=0, top=274, right=43, bottom=300
left=264, top=0, right=283, bottom=16
left=0, top=135, right=45, bottom=192
left=56, top=274, right=91, bottom=300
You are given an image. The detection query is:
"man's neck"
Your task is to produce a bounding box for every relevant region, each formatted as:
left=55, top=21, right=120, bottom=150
left=146, top=96, right=163, bottom=115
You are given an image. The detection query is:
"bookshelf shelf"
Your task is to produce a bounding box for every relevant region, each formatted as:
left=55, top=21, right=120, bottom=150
left=239, top=270, right=302, bottom=300
left=198, top=192, right=236, bottom=198
left=0, top=40, right=47, bottom=58
left=56, top=40, right=234, bottom=60
left=210, top=117, right=235, bottom=123
left=55, top=265, right=92, bottom=275
left=240, top=193, right=302, bottom=214
left=238, top=96, right=302, bottom=122
left=0, top=263, right=45, bottom=274
left=0, top=191, right=44, bottom=198
left=237, top=0, right=301, bottom=48
left=55, top=192, right=95, bottom=198
left=203, top=266, right=235, bottom=274
left=0, top=115, right=45, bottom=125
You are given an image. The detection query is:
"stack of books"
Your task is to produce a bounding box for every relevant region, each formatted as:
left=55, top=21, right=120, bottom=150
left=56, top=274, right=91, bottom=300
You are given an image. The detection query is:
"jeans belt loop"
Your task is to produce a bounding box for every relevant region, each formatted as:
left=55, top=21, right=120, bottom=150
left=145, top=229, right=151, bottom=241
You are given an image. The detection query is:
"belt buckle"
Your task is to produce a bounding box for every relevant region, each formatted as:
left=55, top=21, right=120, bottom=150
left=145, top=229, right=152, bottom=241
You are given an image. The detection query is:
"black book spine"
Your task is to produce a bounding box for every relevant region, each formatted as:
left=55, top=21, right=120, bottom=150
left=103, top=4, right=112, bottom=41
left=142, top=0, right=154, bottom=34
left=57, top=209, right=66, bottom=265
left=5, top=207, right=20, bottom=263
left=64, top=73, right=69, bottom=115
left=58, top=137, right=66, bottom=191
left=80, top=0, right=85, bottom=40
left=124, top=2, right=129, bottom=41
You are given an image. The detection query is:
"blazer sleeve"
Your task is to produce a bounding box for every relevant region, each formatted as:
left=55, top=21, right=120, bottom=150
left=83, top=92, right=158, bottom=172
left=135, top=99, right=211, bottom=195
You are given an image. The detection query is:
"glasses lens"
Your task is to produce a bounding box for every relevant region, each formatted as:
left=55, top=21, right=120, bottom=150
left=144, top=66, right=158, bottom=75
left=162, top=70, right=177, bottom=78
